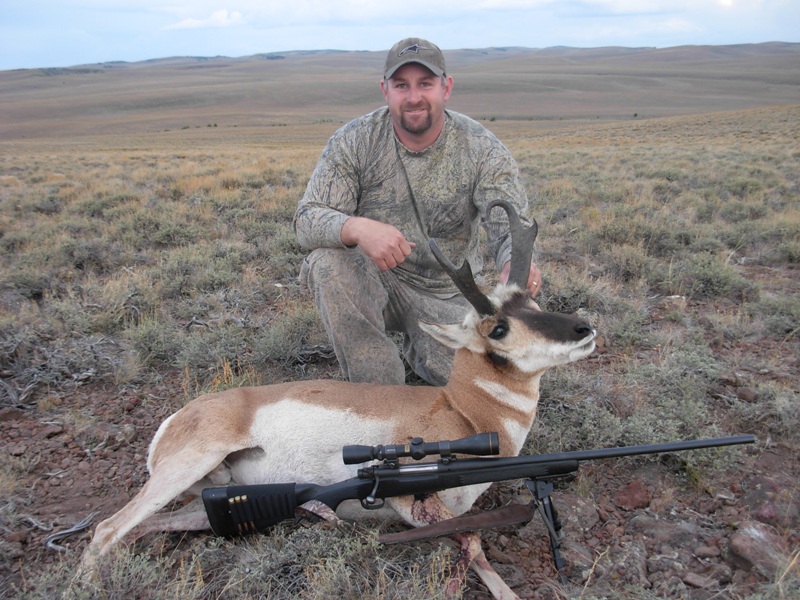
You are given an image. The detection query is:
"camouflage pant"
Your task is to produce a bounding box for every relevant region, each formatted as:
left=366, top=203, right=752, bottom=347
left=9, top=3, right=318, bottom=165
left=300, top=248, right=471, bottom=386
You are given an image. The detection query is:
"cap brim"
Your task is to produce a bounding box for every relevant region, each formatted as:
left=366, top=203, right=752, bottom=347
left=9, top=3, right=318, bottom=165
left=385, top=59, right=445, bottom=80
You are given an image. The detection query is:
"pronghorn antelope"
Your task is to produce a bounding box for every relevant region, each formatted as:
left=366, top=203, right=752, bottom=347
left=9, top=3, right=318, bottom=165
left=79, top=201, right=596, bottom=599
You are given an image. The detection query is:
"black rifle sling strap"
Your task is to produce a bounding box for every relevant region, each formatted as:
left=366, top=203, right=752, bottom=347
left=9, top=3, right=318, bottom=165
left=394, top=137, right=432, bottom=241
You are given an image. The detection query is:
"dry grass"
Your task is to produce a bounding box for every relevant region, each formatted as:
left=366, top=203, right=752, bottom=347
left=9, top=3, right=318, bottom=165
left=1, top=49, right=798, bottom=598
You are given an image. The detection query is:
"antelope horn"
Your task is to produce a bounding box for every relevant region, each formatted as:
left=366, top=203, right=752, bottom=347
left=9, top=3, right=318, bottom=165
left=428, top=239, right=496, bottom=316
left=486, top=200, right=538, bottom=290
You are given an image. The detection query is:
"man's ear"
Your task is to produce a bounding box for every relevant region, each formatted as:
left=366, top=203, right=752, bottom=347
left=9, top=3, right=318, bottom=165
left=443, top=75, right=454, bottom=102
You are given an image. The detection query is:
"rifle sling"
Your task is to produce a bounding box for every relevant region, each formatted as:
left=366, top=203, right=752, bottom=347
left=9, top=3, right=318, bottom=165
left=378, top=501, right=535, bottom=544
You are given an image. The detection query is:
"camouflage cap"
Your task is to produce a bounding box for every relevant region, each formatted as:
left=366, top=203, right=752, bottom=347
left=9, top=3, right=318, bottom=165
left=384, top=37, right=446, bottom=80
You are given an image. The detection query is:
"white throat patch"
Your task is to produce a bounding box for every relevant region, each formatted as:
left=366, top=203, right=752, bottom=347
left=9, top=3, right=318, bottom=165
left=474, top=379, right=538, bottom=415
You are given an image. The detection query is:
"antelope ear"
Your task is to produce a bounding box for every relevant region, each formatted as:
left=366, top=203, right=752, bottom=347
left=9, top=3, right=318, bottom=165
left=419, top=320, right=476, bottom=350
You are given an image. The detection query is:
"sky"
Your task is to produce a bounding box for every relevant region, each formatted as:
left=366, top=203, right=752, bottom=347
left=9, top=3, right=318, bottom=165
left=1, top=0, right=798, bottom=71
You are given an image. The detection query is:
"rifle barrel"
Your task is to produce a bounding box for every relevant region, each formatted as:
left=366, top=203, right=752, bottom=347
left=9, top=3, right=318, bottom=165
left=521, top=434, right=756, bottom=464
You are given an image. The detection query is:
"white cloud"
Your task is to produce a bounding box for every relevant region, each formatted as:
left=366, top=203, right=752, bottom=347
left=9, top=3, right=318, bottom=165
left=167, top=9, right=245, bottom=30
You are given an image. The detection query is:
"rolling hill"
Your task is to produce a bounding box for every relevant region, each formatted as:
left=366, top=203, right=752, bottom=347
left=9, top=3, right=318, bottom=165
left=1, top=42, right=798, bottom=142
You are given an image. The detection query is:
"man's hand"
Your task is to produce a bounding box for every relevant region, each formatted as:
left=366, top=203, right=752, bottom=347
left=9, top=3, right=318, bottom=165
left=499, top=261, right=542, bottom=299
left=341, top=217, right=416, bottom=271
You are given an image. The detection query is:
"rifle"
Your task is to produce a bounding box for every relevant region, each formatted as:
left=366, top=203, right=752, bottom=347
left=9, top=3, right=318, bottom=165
left=202, top=432, right=755, bottom=583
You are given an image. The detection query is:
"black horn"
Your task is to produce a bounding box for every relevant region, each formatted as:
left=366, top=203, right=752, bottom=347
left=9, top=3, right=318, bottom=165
left=486, top=200, right=538, bottom=291
left=428, top=239, right=496, bottom=317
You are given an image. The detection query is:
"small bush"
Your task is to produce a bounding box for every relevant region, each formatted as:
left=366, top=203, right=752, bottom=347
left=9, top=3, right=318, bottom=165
left=125, top=317, right=183, bottom=367
left=676, top=252, right=759, bottom=301
left=603, top=244, right=650, bottom=283
left=729, top=383, right=800, bottom=445
left=747, top=296, right=800, bottom=338
left=605, top=304, right=650, bottom=350
left=177, top=324, right=250, bottom=379
left=254, top=303, right=324, bottom=365
left=719, top=199, right=768, bottom=223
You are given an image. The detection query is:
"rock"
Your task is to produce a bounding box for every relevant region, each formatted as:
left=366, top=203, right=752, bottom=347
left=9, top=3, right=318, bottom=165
left=741, top=475, right=799, bottom=529
left=735, top=387, right=758, bottom=402
left=647, top=551, right=687, bottom=576
left=487, top=545, right=515, bottom=564
left=603, top=540, right=650, bottom=588
left=7, top=441, right=27, bottom=456
left=683, top=572, right=715, bottom=588
left=725, top=520, right=795, bottom=579
left=613, top=479, right=651, bottom=510
left=561, top=539, right=599, bottom=582
left=6, top=531, right=29, bottom=544
left=493, top=563, right=526, bottom=588
left=625, top=514, right=702, bottom=549
left=37, top=424, right=64, bottom=439
left=694, top=544, right=721, bottom=558
left=0, top=407, right=25, bottom=422
left=558, top=493, right=601, bottom=533
left=79, top=422, right=138, bottom=451
left=650, top=574, right=687, bottom=597
left=703, top=562, right=733, bottom=585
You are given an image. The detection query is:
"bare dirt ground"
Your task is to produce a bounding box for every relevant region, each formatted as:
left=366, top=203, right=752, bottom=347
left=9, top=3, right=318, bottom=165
left=2, top=265, right=798, bottom=599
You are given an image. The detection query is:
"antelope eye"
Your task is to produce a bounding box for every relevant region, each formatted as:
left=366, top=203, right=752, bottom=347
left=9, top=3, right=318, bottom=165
left=489, top=323, right=508, bottom=340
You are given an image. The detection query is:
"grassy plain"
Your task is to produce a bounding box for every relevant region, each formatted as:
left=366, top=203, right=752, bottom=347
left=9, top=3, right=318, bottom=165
left=0, top=44, right=799, bottom=598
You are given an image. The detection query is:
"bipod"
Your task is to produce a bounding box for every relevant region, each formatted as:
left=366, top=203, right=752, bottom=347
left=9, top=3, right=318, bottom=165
left=524, top=474, right=574, bottom=586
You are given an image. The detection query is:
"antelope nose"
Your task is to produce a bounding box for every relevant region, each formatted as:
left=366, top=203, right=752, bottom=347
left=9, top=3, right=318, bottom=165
left=575, top=323, right=594, bottom=336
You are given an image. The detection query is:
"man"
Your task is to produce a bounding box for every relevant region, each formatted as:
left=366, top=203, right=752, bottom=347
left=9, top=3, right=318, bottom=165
left=294, top=37, right=541, bottom=386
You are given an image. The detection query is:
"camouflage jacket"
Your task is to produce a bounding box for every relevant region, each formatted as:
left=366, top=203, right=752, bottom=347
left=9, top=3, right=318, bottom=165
left=294, top=107, right=531, bottom=294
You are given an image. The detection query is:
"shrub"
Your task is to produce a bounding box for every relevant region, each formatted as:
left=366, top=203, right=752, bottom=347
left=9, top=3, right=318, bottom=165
left=254, top=302, right=324, bottom=365
left=177, top=324, right=250, bottom=380
left=125, top=317, right=183, bottom=367
left=676, top=252, right=759, bottom=301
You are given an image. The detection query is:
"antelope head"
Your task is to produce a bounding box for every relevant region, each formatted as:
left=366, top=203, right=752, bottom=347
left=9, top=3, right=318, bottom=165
left=427, top=200, right=596, bottom=373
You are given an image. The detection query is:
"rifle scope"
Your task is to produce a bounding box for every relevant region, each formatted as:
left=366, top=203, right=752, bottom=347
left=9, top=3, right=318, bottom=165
left=342, top=431, right=500, bottom=465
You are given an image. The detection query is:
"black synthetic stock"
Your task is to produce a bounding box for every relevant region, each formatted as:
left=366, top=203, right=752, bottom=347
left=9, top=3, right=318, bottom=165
left=202, top=483, right=298, bottom=537
left=202, top=434, right=755, bottom=536
left=202, top=479, right=378, bottom=536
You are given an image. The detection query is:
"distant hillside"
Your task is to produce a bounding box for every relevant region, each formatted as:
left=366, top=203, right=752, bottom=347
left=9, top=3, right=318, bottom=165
left=1, top=43, right=798, bottom=141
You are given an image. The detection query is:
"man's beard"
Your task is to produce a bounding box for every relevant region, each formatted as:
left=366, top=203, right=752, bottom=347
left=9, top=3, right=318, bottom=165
left=400, top=108, right=432, bottom=135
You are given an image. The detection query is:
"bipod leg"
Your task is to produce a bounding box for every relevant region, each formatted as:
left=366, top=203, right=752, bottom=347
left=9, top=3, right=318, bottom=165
left=525, top=478, right=568, bottom=586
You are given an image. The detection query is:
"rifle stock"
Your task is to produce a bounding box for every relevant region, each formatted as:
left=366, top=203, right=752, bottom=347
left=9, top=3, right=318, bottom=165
left=202, top=434, right=755, bottom=537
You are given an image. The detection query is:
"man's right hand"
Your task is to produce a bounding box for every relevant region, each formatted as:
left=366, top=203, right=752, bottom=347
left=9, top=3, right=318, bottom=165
left=341, top=217, right=416, bottom=271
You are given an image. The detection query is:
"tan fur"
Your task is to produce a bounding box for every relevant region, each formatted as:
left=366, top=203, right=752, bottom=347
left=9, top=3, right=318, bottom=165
left=78, top=287, right=596, bottom=600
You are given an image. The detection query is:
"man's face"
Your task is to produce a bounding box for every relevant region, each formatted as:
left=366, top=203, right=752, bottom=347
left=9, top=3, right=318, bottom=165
left=381, top=63, right=453, bottom=140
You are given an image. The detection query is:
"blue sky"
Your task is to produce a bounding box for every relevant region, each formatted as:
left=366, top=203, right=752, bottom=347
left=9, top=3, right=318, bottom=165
left=1, top=0, right=797, bottom=71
